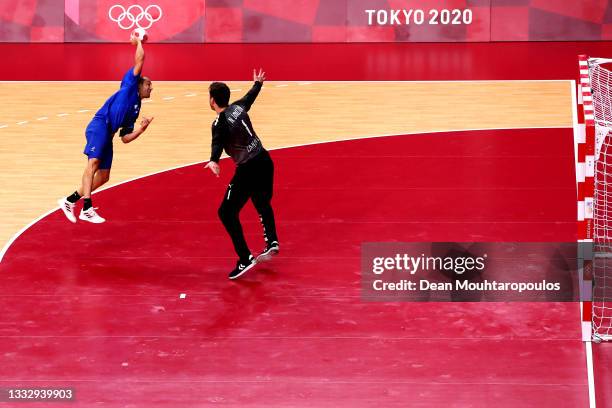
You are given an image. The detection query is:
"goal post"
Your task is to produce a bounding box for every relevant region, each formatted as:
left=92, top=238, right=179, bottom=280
left=577, top=55, right=612, bottom=342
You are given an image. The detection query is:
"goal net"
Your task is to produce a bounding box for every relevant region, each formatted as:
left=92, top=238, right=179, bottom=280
left=579, top=56, right=612, bottom=341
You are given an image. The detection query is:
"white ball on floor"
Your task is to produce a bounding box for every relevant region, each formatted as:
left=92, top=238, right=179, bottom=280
left=179, top=293, right=186, bottom=299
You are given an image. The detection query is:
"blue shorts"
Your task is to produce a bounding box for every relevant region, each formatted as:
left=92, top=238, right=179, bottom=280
left=83, top=119, right=113, bottom=170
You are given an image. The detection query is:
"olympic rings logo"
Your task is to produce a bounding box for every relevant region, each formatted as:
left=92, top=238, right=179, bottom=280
left=108, top=4, right=163, bottom=30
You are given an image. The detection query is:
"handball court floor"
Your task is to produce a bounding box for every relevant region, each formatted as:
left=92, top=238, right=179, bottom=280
left=1, top=42, right=611, bottom=407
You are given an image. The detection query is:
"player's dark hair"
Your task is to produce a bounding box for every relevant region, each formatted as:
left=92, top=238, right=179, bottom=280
left=209, top=82, right=230, bottom=107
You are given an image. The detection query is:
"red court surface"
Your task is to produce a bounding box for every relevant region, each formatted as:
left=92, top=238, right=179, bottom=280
left=0, top=128, right=600, bottom=407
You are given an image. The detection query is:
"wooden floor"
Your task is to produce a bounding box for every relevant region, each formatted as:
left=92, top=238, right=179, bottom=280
left=0, top=80, right=573, bottom=249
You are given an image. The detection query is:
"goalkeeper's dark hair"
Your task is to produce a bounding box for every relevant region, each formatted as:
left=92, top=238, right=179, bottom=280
left=209, top=82, right=230, bottom=107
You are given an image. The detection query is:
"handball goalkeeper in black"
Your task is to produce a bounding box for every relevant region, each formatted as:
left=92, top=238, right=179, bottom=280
left=205, top=69, right=279, bottom=280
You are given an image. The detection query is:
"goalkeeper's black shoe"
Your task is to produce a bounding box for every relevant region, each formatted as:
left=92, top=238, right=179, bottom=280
left=256, top=241, right=279, bottom=263
left=228, top=255, right=256, bottom=280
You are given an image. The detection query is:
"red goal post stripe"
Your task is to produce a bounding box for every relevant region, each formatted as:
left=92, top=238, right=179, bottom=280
left=577, top=54, right=594, bottom=341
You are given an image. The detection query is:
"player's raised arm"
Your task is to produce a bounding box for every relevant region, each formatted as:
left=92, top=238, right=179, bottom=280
left=233, top=68, right=266, bottom=111
left=131, top=35, right=145, bottom=76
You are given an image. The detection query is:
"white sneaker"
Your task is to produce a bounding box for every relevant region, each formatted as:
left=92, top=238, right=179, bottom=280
left=79, top=207, right=106, bottom=223
left=58, top=198, right=77, bottom=223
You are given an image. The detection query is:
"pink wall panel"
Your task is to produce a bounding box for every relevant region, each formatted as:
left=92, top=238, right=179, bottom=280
left=491, top=0, right=612, bottom=41
left=64, top=0, right=205, bottom=43
left=1, top=0, right=612, bottom=43
left=347, top=0, right=490, bottom=42
left=0, top=0, right=64, bottom=42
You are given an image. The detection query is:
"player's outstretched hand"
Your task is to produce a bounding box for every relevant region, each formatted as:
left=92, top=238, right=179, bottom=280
left=130, top=32, right=140, bottom=46
left=140, top=116, right=154, bottom=131
left=205, top=161, right=220, bottom=177
left=254, top=68, right=266, bottom=83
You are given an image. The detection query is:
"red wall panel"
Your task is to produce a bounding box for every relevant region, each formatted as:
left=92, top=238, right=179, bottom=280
left=2, top=41, right=612, bottom=80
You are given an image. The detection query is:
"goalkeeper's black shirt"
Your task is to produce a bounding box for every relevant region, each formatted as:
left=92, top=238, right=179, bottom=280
left=210, top=82, right=264, bottom=166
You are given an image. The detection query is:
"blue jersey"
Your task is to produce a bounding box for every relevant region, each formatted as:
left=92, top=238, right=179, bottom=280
left=92, top=67, right=141, bottom=134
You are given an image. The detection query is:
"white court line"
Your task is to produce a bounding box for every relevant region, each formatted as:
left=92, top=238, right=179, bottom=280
left=275, top=84, right=288, bottom=88
left=572, top=78, right=597, bottom=408
left=0, top=79, right=576, bottom=264
left=298, top=82, right=312, bottom=85
left=0, top=81, right=278, bottom=133
left=0, top=80, right=572, bottom=83
left=586, top=338, right=597, bottom=408
left=230, top=89, right=242, bottom=92
left=0, top=116, right=575, bottom=265
left=572, top=80, right=580, bottom=178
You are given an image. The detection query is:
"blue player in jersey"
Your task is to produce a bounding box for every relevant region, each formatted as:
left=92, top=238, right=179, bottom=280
left=58, top=34, right=154, bottom=224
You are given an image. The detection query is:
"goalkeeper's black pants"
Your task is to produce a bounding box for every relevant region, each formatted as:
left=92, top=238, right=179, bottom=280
left=218, top=149, right=278, bottom=261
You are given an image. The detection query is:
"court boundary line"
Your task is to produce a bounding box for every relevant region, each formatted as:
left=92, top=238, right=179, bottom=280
left=0, top=123, right=575, bottom=264
left=0, top=80, right=574, bottom=130
left=586, top=340, right=596, bottom=408
left=571, top=78, right=597, bottom=408
left=0, top=118, right=590, bottom=402
left=0, top=80, right=573, bottom=83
